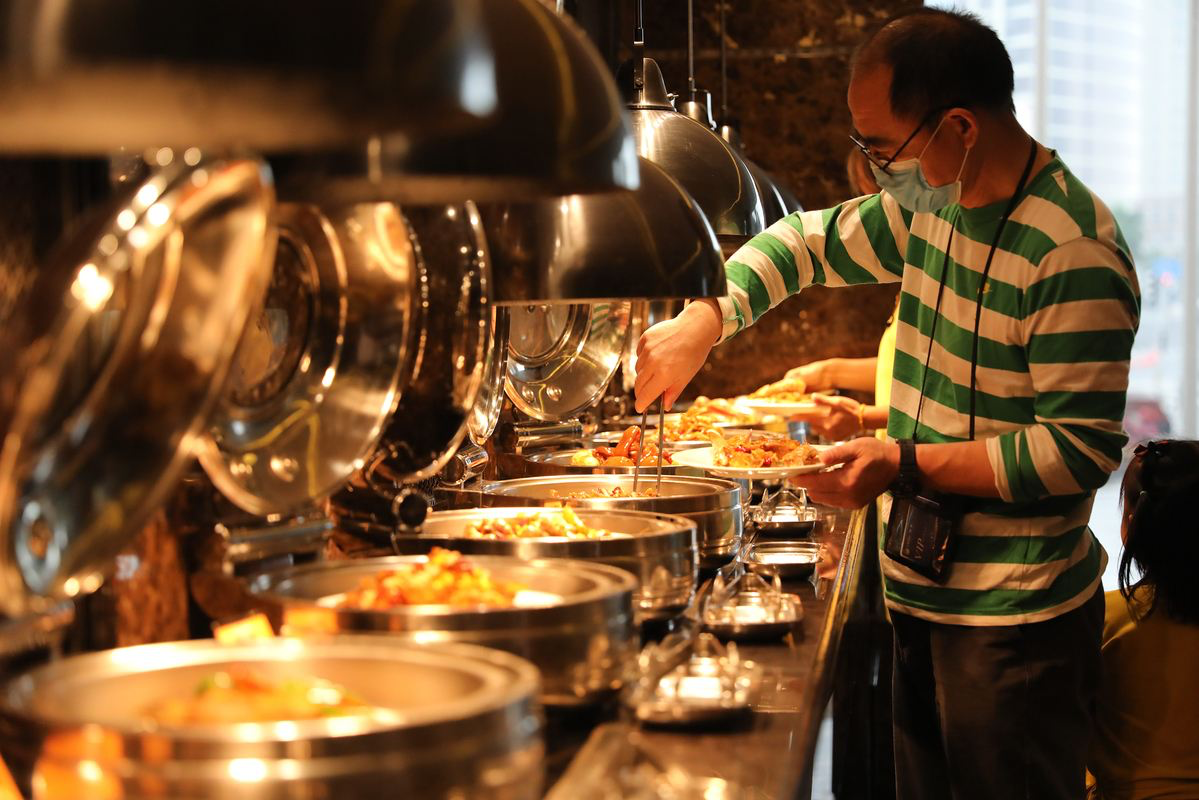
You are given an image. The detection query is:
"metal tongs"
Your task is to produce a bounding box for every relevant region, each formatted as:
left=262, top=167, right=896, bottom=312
left=631, top=395, right=666, bottom=495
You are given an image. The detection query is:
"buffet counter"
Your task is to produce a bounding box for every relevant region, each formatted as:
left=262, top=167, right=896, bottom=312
left=548, top=504, right=873, bottom=798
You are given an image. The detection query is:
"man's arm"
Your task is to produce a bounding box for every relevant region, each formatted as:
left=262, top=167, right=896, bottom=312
left=635, top=193, right=912, bottom=410
left=716, top=192, right=912, bottom=341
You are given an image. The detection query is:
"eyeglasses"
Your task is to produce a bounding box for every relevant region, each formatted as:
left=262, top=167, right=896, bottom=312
left=849, top=106, right=947, bottom=176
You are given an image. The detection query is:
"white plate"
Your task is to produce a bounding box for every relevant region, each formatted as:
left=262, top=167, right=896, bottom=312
left=739, top=398, right=827, bottom=417
left=671, top=444, right=833, bottom=480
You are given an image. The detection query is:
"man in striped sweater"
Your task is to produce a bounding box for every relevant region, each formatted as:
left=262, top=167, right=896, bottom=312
left=634, top=9, right=1139, bottom=800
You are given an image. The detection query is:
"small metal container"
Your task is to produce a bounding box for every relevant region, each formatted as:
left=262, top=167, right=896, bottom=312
left=0, top=637, right=543, bottom=799
left=753, top=503, right=820, bottom=539
left=470, top=475, right=744, bottom=569
left=746, top=540, right=825, bottom=580
left=393, top=508, right=698, bottom=622
left=250, top=555, right=637, bottom=707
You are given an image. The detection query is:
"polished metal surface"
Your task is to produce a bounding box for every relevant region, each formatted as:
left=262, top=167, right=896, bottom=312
left=251, top=554, right=637, bottom=706
left=718, top=124, right=802, bottom=224
left=505, top=302, right=630, bottom=421
left=393, top=508, right=698, bottom=621
left=618, top=58, right=764, bottom=239
left=498, top=420, right=587, bottom=453
left=272, top=0, right=637, bottom=202
left=199, top=202, right=417, bottom=514
left=0, top=157, right=274, bottom=617
left=440, top=443, right=490, bottom=486
left=746, top=540, right=824, bottom=580
left=468, top=306, right=510, bottom=446
left=366, top=203, right=489, bottom=484
left=0, top=0, right=497, bottom=152
left=476, top=158, right=725, bottom=303
left=473, top=475, right=743, bottom=568
left=0, top=637, right=543, bottom=798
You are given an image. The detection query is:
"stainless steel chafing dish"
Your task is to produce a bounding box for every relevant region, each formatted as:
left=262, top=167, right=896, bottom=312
left=386, top=508, right=698, bottom=622
left=249, top=555, right=637, bottom=707
left=463, top=475, right=744, bottom=570
left=0, top=637, right=543, bottom=799
left=500, top=449, right=707, bottom=478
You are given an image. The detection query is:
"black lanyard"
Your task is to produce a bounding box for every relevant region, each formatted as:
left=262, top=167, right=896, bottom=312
left=913, top=138, right=1039, bottom=441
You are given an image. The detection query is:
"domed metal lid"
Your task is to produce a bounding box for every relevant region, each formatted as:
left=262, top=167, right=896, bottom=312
left=505, top=302, right=630, bottom=421
left=477, top=158, right=725, bottom=303
left=198, top=202, right=417, bottom=516
left=619, top=59, right=764, bottom=239
left=0, top=0, right=498, bottom=152
left=468, top=307, right=510, bottom=446
left=0, top=157, right=274, bottom=616
left=719, top=123, right=803, bottom=220
left=272, top=0, right=639, bottom=203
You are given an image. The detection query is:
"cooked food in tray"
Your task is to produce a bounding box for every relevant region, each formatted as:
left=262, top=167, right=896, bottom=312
left=337, top=547, right=524, bottom=609
left=709, top=431, right=820, bottom=470
left=664, top=396, right=759, bottom=440
left=747, top=377, right=812, bottom=404
left=147, top=669, right=368, bottom=725
left=571, top=426, right=672, bottom=467
left=463, top=508, right=613, bottom=540
left=551, top=486, right=659, bottom=499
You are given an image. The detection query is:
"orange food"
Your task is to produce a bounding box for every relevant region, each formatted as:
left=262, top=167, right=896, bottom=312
left=147, top=668, right=367, bottom=725
left=463, top=508, right=610, bottom=540
left=339, top=547, right=522, bottom=608
left=709, top=432, right=821, bottom=469
left=572, top=426, right=673, bottom=467
left=663, top=396, right=759, bottom=439
left=552, top=486, right=658, bottom=499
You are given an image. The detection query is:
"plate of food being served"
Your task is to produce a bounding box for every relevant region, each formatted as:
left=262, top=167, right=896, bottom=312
left=671, top=431, right=834, bottom=480
left=737, top=377, right=828, bottom=418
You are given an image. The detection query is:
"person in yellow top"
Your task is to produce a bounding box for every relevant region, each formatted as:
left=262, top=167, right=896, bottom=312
left=785, top=297, right=898, bottom=441
left=783, top=148, right=895, bottom=442
left=1088, top=439, right=1199, bottom=799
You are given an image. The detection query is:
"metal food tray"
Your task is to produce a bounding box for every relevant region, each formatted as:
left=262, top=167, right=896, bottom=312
left=0, top=637, right=543, bottom=799
left=472, top=475, right=744, bottom=569
left=251, top=554, right=636, bottom=707
left=393, top=507, right=698, bottom=622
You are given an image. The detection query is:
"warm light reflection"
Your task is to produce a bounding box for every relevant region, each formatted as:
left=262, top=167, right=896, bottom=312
left=227, top=758, right=268, bottom=783
left=115, top=209, right=137, bottom=231
left=70, top=263, right=114, bottom=311
left=146, top=202, right=170, bottom=227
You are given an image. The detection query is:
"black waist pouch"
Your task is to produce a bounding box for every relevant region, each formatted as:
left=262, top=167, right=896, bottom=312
left=884, top=492, right=964, bottom=583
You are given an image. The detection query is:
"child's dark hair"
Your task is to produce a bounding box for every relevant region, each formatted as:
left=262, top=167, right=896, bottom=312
left=1119, top=439, right=1199, bottom=624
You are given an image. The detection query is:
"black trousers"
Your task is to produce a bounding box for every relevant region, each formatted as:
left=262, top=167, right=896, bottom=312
left=891, top=588, right=1104, bottom=800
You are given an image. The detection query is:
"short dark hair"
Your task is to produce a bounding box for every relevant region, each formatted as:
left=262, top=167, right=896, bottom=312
left=1119, top=439, right=1199, bottom=625
left=853, top=7, right=1015, bottom=121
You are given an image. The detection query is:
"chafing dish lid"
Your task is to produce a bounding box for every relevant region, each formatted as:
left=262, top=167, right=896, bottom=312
left=0, top=157, right=274, bottom=616
left=505, top=301, right=630, bottom=422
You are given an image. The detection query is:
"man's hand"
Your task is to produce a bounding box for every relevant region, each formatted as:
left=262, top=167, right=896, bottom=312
left=790, top=437, right=900, bottom=508
left=633, top=300, right=722, bottom=413
left=807, top=394, right=862, bottom=440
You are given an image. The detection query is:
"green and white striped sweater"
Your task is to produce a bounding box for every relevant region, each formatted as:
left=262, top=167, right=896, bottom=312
left=718, top=153, right=1140, bottom=625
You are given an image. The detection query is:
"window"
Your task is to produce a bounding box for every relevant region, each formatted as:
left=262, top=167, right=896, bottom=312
left=929, top=0, right=1198, bottom=589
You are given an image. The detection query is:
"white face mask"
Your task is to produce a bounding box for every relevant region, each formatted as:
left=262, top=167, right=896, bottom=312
left=870, top=117, right=972, bottom=213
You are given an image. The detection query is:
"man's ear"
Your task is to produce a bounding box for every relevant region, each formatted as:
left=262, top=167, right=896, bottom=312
left=946, top=107, right=979, bottom=149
